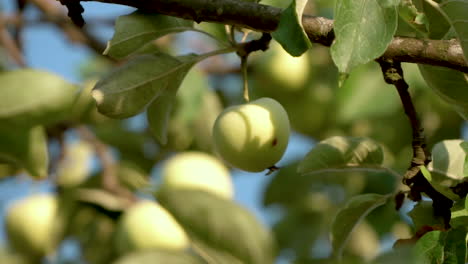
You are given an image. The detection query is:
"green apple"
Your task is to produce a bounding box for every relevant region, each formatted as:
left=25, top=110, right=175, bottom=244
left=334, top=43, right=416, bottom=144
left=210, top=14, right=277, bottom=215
left=5, top=194, right=59, bottom=258
left=115, top=200, right=189, bottom=254
left=269, top=42, right=310, bottom=90
left=56, top=141, right=93, bottom=187
left=212, top=97, right=290, bottom=172
left=160, top=151, right=233, bottom=199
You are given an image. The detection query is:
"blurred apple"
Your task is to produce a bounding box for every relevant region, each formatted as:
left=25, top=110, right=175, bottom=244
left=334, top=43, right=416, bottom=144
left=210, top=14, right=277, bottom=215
left=56, top=141, right=93, bottom=187
left=115, top=201, right=189, bottom=254
left=5, top=194, right=60, bottom=258
left=160, top=151, right=233, bottom=199
left=264, top=42, right=310, bottom=91
left=213, top=97, right=290, bottom=172
left=193, top=90, right=223, bottom=152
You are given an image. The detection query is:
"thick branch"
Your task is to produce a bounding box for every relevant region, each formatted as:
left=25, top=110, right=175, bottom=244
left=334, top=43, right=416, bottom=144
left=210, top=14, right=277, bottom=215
left=74, top=0, right=468, bottom=72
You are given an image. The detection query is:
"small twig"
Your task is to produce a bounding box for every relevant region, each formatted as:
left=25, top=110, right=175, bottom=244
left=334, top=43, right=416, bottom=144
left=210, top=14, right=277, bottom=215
left=377, top=58, right=453, bottom=228
left=30, top=0, right=106, bottom=54
left=0, top=14, right=26, bottom=67
left=236, top=32, right=271, bottom=56
left=58, top=0, right=86, bottom=27
left=240, top=55, right=250, bottom=102
left=234, top=32, right=271, bottom=102
left=76, top=126, right=137, bottom=204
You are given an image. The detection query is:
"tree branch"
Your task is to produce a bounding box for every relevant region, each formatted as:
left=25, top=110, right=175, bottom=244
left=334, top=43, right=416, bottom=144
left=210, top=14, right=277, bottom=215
left=76, top=126, right=137, bottom=205
left=0, top=14, right=26, bottom=67
left=378, top=59, right=453, bottom=228
left=72, top=0, right=468, bottom=72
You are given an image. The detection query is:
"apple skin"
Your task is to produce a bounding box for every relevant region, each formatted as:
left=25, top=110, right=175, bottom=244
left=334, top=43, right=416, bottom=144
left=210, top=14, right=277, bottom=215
left=161, top=151, right=233, bottom=199
left=212, top=97, right=290, bottom=172
left=56, top=141, right=93, bottom=188
left=5, top=194, right=59, bottom=258
left=269, top=42, right=310, bottom=90
left=115, top=200, right=189, bottom=254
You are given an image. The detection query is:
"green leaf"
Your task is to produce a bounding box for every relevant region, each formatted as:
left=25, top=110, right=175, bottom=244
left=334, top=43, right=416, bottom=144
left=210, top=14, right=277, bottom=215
left=331, top=193, right=390, bottom=259
left=0, top=69, right=78, bottom=127
left=408, top=201, right=445, bottom=231
left=439, top=0, right=468, bottom=63
left=147, top=90, right=176, bottom=145
left=157, top=189, right=276, bottom=264
left=190, top=238, right=244, bottom=264
left=298, top=136, right=384, bottom=175
left=117, top=161, right=150, bottom=191
left=0, top=125, right=48, bottom=179
left=450, top=197, right=468, bottom=229
left=414, top=229, right=467, bottom=264
left=113, top=250, right=203, bottom=264
left=147, top=67, right=208, bottom=146
left=272, top=0, right=312, bottom=56
left=92, top=53, right=196, bottom=119
left=104, top=11, right=193, bottom=59
left=423, top=139, right=468, bottom=200
left=422, top=0, right=451, bottom=39
left=331, top=0, right=398, bottom=73
left=418, top=65, right=468, bottom=120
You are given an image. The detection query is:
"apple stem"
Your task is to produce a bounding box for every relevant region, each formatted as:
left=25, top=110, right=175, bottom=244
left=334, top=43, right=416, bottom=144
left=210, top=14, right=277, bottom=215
left=241, top=55, right=250, bottom=102
left=266, top=165, right=279, bottom=175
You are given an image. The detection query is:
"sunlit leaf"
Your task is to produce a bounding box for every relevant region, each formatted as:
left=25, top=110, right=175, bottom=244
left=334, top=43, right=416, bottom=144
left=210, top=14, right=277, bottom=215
left=92, top=53, right=196, bottom=118
left=423, top=139, right=468, bottom=200
left=331, top=193, right=390, bottom=258
left=104, top=11, right=193, bottom=59
left=157, top=189, right=276, bottom=264
left=0, top=125, right=48, bottom=179
left=298, top=136, right=384, bottom=175
left=0, top=69, right=78, bottom=127
left=272, top=0, right=311, bottom=56
left=331, top=0, right=398, bottom=73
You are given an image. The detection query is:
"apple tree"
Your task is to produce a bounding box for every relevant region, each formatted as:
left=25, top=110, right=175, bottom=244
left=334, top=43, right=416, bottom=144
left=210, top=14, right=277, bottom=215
left=0, top=0, right=467, bottom=263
